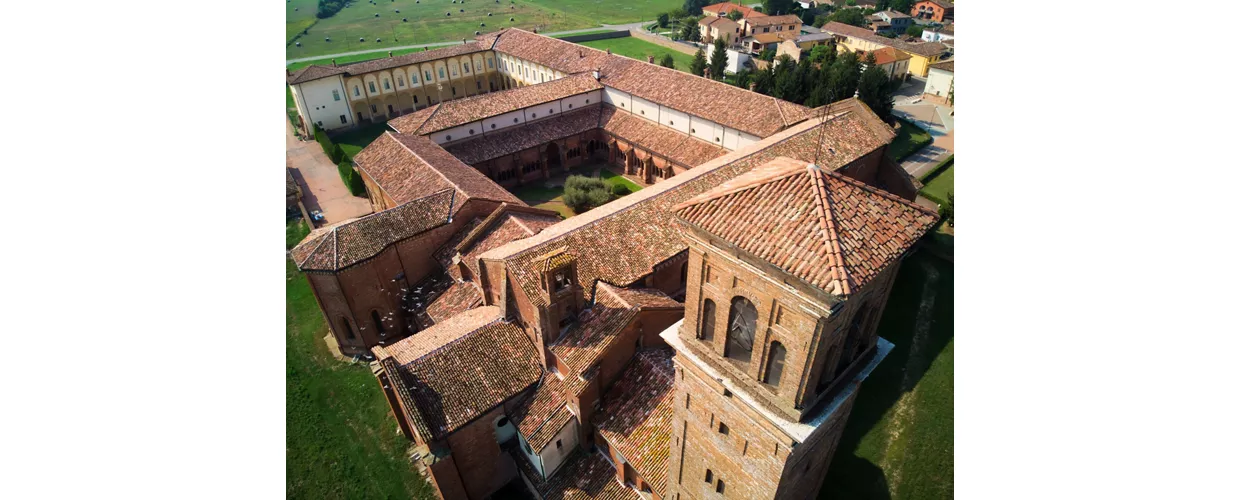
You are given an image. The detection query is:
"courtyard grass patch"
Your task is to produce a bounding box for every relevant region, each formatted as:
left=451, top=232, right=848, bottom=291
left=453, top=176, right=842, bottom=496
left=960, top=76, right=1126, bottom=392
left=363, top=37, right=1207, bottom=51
left=510, top=166, right=640, bottom=218
left=286, top=240, right=433, bottom=498
left=821, top=250, right=954, bottom=500
left=333, top=122, right=393, bottom=158
left=887, top=117, right=932, bottom=162
left=577, top=36, right=694, bottom=71
left=287, top=0, right=680, bottom=60
left=919, top=161, right=953, bottom=207
left=600, top=169, right=642, bottom=193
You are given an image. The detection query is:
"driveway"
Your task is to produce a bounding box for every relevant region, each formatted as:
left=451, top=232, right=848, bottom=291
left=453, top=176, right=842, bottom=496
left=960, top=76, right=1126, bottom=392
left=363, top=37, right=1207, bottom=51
left=286, top=121, right=373, bottom=226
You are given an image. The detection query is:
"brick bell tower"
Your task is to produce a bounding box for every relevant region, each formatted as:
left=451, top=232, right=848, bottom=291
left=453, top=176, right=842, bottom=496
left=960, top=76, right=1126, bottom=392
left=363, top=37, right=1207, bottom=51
left=659, top=157, right=936, bottom=499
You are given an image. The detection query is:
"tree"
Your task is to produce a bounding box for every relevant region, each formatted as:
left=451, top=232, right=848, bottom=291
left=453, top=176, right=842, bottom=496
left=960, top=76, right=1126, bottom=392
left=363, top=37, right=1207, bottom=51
left=752, top=65, right=776, bottom=95
left=763, top=0, right=795, bottom=15
left=759, top=47, right=776, bottom=62
left=808, top=43, right=836, bottom=66
left=658, top=13, right=670, bottom=28
left=727, top=9, right=744, bottom=21
left=734, top=69, right=754, bottom=90
left=856, top=59, right=894, bottom=119
left=753, top=5, right=764, bottom=13
left=890, top=0, right=912, bottom=13
left=772, top=55, right=804, bottom=102
left=829, top=8, right=867, bottom=27
left=708, top=38, right=729, bottom=80
left=680, top=19, right=702, bottom=42
left=826, top=50, right=863, bottom=101
left=659, top=53, right=676, bottom=68
left=562, top=176, right=612, bottom=214
left=690, top=47, right=708, bottom=77
left=683, top=0, right=708, bottom=15
left=670, top=7, right=688, bottom=19
left=905, top=24, right=924, bottom=37
left=875, top=0, right=890, bottom=10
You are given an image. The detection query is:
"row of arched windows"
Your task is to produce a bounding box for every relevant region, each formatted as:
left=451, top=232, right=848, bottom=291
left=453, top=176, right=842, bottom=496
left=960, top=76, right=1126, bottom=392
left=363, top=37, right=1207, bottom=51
left=698, top=296, right=787, bottom=387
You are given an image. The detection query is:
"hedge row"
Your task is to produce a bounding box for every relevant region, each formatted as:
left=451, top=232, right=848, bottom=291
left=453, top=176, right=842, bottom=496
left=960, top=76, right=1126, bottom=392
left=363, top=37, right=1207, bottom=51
left=313, top=125, right=367, bottom=197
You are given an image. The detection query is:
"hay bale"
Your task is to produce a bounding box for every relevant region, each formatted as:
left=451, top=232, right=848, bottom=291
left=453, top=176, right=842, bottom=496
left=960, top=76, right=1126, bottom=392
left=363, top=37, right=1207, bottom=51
left=403, top=18, right=408, bottom=22
left=295, top=41, right=301, bottom=47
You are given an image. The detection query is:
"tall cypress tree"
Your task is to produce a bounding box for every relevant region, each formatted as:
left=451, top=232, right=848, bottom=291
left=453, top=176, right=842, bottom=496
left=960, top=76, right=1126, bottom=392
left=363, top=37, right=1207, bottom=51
left=857, top=63, right=894, bottom=119
left=708, top=38, right=729, bottom=80
left=689, top=47, right=708, bottom=77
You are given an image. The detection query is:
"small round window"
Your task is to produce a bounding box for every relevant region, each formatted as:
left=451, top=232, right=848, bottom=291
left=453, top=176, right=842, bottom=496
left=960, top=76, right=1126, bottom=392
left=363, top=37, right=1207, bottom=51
left=491, top=123, right=497, bottom=129
left=469, top=129, right=475, bottom=135
left=513, top=118, right=519, bottom=123
left=446, top=135, right=452, bottom=140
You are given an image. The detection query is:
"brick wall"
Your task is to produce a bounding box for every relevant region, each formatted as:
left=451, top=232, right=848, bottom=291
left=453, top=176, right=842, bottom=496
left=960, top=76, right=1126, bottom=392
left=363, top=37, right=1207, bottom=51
left=444, top=406, right=518, bottom=499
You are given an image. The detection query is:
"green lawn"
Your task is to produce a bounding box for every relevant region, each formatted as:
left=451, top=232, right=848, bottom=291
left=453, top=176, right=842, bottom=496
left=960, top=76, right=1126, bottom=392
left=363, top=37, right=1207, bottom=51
left=821, top=250, right=954, bottom=499
left=887, top=117, right=932, bottom=162
left=287, top=0, right=681, bottom=60
left=919, top=160, right=953, bottom=207
left=287, top=223, right=434, bottom=498
left=333, top=122, right=394, bottom=158
left=553, top=28, right=618, bottom=38
left=577, top=36, right=694, bottom=71
left=287, top=219, right=312, bottom=250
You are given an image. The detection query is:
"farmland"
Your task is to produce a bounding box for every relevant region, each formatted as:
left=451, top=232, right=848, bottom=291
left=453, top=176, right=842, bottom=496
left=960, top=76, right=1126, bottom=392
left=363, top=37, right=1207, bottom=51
left=286, top=0, right=680, bottom=60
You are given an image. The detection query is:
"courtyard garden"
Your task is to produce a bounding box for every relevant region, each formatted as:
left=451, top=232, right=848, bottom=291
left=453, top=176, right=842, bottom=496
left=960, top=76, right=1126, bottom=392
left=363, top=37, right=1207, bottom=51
left=887, top=117, right=933, bottom=162
left=578, top=36, right=694, bottom=72
left=286, top=221, right=434, bottom=498
left=287, top=0, right=680, bottom=60
left=510, top=166, right=642, bottom=218
left=821, top=249, right=955, bottom=500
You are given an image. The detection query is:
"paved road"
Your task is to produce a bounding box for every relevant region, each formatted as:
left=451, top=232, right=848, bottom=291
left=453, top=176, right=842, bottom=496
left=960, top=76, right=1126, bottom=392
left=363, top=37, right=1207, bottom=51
left=286, top=22, right=650, bottom=65
left=286, top=121, right=373, bottom=226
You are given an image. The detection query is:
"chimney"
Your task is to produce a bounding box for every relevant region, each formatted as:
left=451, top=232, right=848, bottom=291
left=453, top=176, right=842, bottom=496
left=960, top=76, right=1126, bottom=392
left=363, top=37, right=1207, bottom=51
left=647, top=55, right=655, bottom=63
left=592, top=69, right=601, bottom=80
left=388, top=51, right=393, bottom=58
left=331, top=58, right=337, bottom=67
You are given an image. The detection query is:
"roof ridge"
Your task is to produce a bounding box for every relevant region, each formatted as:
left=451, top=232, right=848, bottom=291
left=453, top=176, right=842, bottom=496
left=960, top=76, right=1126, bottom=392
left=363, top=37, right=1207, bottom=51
left=598, top=282, right=630, bottom=309
left=391, top=133, right=473, bottom=201
left=808, top=166, right=853, bottom=296
left=414, top=105, right=444, bottom=135
left=331, top=226, right=339, bottom=270
left=824, top=166, right=940, bottom=216
left=294, top=228, right=333, bottom=268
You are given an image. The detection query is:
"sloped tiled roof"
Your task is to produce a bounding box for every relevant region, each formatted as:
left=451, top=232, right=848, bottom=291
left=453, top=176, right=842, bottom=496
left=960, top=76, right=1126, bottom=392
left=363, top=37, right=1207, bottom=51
left=481, top=99, right=895, bottom=308
left=930, top=60, right=954, bottom=73
left=489, top=29, right=812, bottom=138
left=336, top=43, right=490, bottom=77
left=291, top=189, right=455, bottom=272
left=456, top=204, right=562, bottom=279
left=353, top=132, right=522, bottom=206
left=702, top=2, right=765, bottom=18
left=820, top=22, right=950, bottom=57
left=287, top=64, right=346, bottom=84
left=382, top=306, right=503, bottom=363
left=594, top=348, right=676, bottom=496
left=745, top=14, right=801, bottom=27
left=445, top=106, right=604, bottom=165
left=375, top=311, right=541, bottom=441
left=516, top=448, right=638, bottom=500
left=599, top=107, right=728, bottom=167
left=390, top=73, right=602, bottom=135
left=861, top=46, right=913, bottom=66
left=674, top=157, right=937, bottom=296
left=510, top=374, right=570, bottom=451
left=425, top=280, right=482, bottom=324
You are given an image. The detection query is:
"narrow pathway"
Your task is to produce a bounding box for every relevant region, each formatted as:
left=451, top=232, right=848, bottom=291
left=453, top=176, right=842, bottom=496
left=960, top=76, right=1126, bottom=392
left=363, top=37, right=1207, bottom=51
left=286, top=21, right=650, bottom=65
left=286, top=120, right=373, bottom=226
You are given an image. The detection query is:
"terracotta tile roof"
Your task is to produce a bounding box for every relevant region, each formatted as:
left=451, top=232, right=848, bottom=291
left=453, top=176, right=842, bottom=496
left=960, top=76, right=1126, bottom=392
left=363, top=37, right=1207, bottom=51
left=594, top=348, right=676, bottom=496
left=291, top=188, right=455, bottom=272
left=936, top=24, right=955, bottom=36
left=353, top=132, right=522, bottom=206
left=861, top=47, right=913, bottom=66
left=382, top=306, right=503, bottom=362
left=675, top=157, right=937, bottom=296
left=702, top=2, right=765, bottom=18
left=425, top=280, right=483, bottom=324
left=699, top=17, right=740, bottom=29
left=489, top=29, right=812, bottom=138
left=481, top=98, right=894, bottom=308
left=920, top=0, right=954, bottom=9
left=519, top=448, right=638, bottom=500
left=287, top=64, right=346, bottom=84
left=878, top=8, right=912, bottom=19
left=551, top=283, right=681, bottom=395
left=456, top=204, right=562, bottom=279
left=750, top=32, right=798, bottom=44
left=599, top=106, right=728, bottom=167
left=510, top=374, right=569, bottom=450
left=745, top=14, right=801, bottom=27
left=930, top=60, right=954, bottom=73
left=821, top=22, right=951, bottom=57
left=445, top=106, right=603, bottom=165
left=375, top=312, right=541, bottom=441
left=335, top=42, right=490, bottom=77
left=389, top=73, right=602, bottom=135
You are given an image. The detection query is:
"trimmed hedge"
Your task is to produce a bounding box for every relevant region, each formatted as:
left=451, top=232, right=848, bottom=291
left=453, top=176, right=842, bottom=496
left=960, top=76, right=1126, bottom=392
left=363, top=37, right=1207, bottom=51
left=919, top=155, right=954, bottom=182
left=338, top=159, right=366, bottom=197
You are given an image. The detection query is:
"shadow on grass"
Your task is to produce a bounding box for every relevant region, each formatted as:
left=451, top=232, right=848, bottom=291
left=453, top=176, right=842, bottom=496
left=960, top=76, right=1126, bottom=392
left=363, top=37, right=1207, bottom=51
left=820, top=249, right=954, bottom=499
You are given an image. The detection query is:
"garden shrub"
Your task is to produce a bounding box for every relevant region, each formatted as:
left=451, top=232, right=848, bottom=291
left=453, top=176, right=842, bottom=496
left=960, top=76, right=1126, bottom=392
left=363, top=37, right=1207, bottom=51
left=610, top=183, right=631, bottom=196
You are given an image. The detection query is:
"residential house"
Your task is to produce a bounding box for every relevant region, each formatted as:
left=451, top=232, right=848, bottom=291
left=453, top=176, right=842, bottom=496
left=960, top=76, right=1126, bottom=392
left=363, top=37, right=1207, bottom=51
left=870, top=10, right=913, bottom=35
left=820, top=21, right=951, bottom=77
left=913, top=0, right=954, bottom=22
left=921, top=23, right=954, bottom=42
left=773, top=32, right=835, bottom=61
left=858, top=47, right=912, bottom=81
left=741, top=14, right=802, bottom=38
left=699, top=16, right=743, bottom=45
left=742, top=31, right=799, bottom=54
left=923, top=59, right=953, bottom=105
left=701, top=2, right=765, bottom=19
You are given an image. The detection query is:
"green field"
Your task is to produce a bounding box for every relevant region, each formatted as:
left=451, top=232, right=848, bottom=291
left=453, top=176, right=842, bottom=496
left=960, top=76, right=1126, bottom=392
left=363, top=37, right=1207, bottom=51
left=578, top=36, right=694, bottom=71
left=821, top=250, right=954, bottom=499
left=287, top=0, right=680, bottom=60
left=287, top=220, right=435, bottom=498
left=289, top=47, right=425, bottom=71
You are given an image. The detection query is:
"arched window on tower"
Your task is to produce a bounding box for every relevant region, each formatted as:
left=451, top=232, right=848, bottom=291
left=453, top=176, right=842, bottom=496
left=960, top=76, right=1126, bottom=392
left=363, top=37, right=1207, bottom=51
left=340, top=318, right=356, bottom=340
left=699, top=299, right=716, bottom=342
left=371, top=310, right=386, bottom=337
left=764, top=341, right=787, bottom=387
left=725, top=297, right=757, bottom=363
